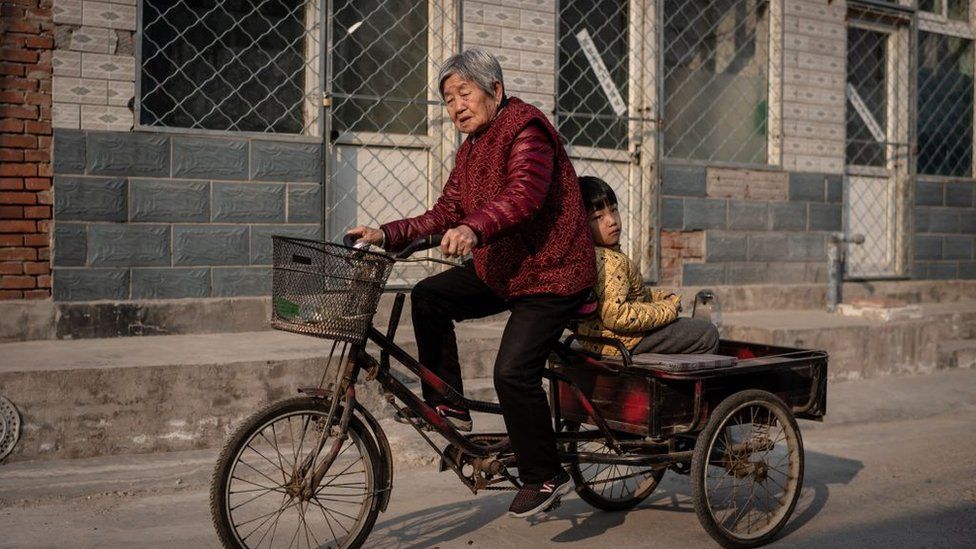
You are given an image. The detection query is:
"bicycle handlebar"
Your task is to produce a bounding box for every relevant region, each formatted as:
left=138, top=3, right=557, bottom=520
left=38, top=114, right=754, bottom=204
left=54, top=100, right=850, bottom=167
left=395, top=235, right=442, bottom=260
left=343, top=232, right=446, bottom=261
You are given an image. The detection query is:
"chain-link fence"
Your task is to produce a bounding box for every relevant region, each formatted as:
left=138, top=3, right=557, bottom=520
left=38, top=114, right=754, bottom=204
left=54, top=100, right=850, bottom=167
left=556, top=0, right=656, bottom=277
left=136, top=0, right=976, bottom=287
left=139, top=0, right=323, bottom=136
left=843, top=4, right=914, bottom=279
left=662, top=0, right=772, bottom=165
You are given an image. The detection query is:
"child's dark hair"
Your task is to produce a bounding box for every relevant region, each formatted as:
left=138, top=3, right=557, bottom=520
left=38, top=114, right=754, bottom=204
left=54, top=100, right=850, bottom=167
left=579, top=176, right=618, bottom=213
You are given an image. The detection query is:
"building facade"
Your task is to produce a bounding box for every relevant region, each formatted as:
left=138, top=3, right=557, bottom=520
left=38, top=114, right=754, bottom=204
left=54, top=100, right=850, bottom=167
left=1, top=0, right=975, bottom=302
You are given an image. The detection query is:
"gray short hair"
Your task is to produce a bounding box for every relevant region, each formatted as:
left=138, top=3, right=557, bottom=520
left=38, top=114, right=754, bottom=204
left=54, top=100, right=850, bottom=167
left=437, top=48, right=505, bottom=99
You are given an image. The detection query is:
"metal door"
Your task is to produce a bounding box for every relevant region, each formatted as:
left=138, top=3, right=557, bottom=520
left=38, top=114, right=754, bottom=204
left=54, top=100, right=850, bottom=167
left=844, top=8, right=913, bottom=278
left=556, top=0, right=657, bottom=277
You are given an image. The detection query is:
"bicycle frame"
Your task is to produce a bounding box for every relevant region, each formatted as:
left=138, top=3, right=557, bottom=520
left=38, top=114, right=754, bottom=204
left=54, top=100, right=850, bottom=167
left=300, top=291, right=693, bottom=495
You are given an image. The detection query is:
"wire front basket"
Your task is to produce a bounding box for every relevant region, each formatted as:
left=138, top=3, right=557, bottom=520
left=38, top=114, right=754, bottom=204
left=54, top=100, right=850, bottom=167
left=271, top=236, right=394, bottom=344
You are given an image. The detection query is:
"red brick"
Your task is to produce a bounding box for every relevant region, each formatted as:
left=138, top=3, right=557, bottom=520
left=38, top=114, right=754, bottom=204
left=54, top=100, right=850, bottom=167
left=0, top=76, right=37, bottom=91
left=25, top=36, right=53, bottom=50
left=38, top=105, right=51, bottom=120
left=37, top=163, right=52, bottom=177
left=25, top=93, right=51, bottom=108
left=37, top=247, right=49, bottom=260
left=0, top=221, right=36, bottom=234
left=0, top=290, right=25, bottom=299
left=37, top=219, right=51, bottom=233
left=24, top=289, right=50, bottom=299
left=24, top=149, right=48, bottom=162
left=0, top=276, right=36, bottom=289
left=25, top=119, right=52, bottom=134
left=24, top=261, right=49, bottom=275
left=0, top=163, right=37, bottom=177
left=0, top=263, right=24, bottom=275
left=0, top=246, right=36, bottom=260
left=0, top=134, right=37, bottom=148
left=37, top=79, right=50, bottom=92
left=35, top=190, right=52, bottom=205
left=4, top=21, right=40, bottom=34
left=0, top=119, right=23, bottom=132
left=25, top=177, right=49, bottom=190
left=0, top=62, right=26, bottom=77
left=24, top=205, right=49, bottom=218
left=0, top=235, right=22, bottom=246
left=0, top=104, right=38, bottom=119
left=0, top=206, right=23, bottom=218
left=0, top=90, right=25, bottom=103
left=0, top=48, right=37, bottom=64
left=0, top=5, right=26, bottom=17
left=0, top=148, right=23, bottom=162
left=24, top=233, right=48, bottom=246
left=0, top=178, right=23, bottom=191
left=38, top=135, right=51, bottom=148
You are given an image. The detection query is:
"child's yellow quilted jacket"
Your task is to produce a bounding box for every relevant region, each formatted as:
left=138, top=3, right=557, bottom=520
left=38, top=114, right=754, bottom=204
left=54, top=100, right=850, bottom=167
left=575, top=246, right=681, bottom=356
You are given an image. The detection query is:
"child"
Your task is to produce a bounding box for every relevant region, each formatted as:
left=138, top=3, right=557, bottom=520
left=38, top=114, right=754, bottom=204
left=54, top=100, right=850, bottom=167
left=575, top=176, right=719, bottom=357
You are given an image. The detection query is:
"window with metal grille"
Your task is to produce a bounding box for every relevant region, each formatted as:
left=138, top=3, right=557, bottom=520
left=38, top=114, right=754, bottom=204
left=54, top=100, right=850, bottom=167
left=846, top=27, right=888, bottom=168
left=663, top=0, right=770, bottom=164
left=920, top=0, right=970, bottom=21
left=140, top=0, right=318, bottom=135
left=917, top=31, right=974, bottom=177
left=330, top=0, right=428, bottom=135
left=556, top=0, right=629, bottom=150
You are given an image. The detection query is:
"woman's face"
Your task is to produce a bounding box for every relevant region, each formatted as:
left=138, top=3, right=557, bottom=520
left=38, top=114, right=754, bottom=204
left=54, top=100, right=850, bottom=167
left=442, top=74, right=503, bottom=135
left=588, top=202, right=621, bottom=247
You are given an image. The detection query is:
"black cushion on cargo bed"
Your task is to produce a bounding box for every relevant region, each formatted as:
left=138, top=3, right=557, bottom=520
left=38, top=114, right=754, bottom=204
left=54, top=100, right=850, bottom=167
left=625, top=353, right=737, bottom=372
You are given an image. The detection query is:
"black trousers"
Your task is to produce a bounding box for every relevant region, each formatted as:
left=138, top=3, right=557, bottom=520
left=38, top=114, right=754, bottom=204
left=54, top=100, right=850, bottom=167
left=411, top=262, right=585, bottom=484
left=630, top=317, right=720, bottom=355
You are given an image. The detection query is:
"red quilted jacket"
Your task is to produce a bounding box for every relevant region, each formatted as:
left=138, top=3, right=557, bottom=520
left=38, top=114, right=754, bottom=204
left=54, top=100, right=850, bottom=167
left=381, top=97, right=596, bottom=298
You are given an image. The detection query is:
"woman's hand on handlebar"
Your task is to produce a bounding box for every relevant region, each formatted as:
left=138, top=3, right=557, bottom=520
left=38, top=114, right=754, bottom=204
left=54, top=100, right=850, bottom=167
left=345, top=226, right=384, bottom=248
left=441, top=225, right=478, bottom=257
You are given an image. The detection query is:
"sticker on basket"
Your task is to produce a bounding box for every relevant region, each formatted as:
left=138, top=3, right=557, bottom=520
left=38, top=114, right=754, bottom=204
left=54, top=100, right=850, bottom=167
left=274, top=297, right=301, bottom=319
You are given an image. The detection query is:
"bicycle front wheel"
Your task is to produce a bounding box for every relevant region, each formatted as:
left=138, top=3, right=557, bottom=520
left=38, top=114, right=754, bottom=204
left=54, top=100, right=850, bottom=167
left=210, top=396, right=382, bottom=549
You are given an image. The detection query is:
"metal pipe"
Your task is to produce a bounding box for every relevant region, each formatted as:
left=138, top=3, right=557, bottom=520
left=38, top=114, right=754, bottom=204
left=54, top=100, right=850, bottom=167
left=827, top=232, right=865, bottom=312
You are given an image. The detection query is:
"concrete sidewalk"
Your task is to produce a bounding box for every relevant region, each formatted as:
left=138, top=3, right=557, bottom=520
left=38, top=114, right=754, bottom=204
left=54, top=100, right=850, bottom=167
left=3, top=367, right=975, bottom=508
left=1, top=300, right=975, bottom=463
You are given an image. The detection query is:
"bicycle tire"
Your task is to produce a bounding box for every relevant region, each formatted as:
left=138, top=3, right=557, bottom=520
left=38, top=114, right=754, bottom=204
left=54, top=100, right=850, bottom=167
left=210, top=396, right=383, bottom=549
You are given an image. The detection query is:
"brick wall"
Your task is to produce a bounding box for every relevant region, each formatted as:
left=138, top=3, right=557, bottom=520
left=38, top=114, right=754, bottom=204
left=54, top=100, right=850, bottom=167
left=1, top=0, right=54, bottom=300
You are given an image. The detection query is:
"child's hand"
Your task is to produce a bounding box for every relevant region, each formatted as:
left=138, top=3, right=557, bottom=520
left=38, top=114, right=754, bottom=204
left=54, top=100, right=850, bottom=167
left=669, top=293, right=683, bottom=312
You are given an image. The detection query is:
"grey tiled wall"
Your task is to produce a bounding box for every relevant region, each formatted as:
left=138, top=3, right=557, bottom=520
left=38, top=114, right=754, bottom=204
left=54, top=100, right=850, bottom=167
left=52, top=129, right=322, bottom=301
left=913, top=178, right=976, bottom=280
left=662, top=162, right=842, bottom=286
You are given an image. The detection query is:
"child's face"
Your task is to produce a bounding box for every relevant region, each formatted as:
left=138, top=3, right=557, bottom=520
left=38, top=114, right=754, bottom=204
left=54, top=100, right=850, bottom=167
left=588, top=203, right=621, bottom=246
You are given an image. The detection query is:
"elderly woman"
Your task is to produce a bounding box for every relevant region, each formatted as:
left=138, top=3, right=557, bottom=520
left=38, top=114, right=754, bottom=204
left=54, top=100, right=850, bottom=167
left=347, top=49, right=595, bottom=517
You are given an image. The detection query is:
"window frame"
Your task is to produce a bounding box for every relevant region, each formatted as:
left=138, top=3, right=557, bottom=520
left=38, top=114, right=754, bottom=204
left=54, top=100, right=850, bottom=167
left=659, top=0, right=780, bottom=168
left=134, top=0, right=325, bottom=143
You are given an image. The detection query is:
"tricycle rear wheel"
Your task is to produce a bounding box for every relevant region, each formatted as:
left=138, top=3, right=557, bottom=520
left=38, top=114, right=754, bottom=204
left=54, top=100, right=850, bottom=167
left=564, top=422, right=665, bottom=511
left=690, top=390, right=804, bottom=548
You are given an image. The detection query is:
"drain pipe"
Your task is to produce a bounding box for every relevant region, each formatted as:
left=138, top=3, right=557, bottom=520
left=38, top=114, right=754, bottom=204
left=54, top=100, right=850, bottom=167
left=827, top=232, right=865, bottom=312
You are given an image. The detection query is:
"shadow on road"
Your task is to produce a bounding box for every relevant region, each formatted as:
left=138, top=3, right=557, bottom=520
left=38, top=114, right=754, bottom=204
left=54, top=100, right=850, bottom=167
left=369, top=448, right=864, bottom=547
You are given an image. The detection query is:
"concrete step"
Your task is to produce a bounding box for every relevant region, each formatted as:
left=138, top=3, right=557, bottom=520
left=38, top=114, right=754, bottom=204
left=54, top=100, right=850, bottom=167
left=722, top=300, right=976, bottom=380
left=937, top=339, right=976, bottom=369
left=0, top=323, right=504, bottom=464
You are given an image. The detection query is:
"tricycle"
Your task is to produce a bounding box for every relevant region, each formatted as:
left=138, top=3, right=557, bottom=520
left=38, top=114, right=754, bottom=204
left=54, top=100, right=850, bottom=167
left=209, top=235, right=828, bottom=548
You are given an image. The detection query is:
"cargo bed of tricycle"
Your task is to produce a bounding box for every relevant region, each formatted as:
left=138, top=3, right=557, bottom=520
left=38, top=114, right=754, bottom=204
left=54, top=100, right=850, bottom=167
left=549, top=339, right=828, bottom=438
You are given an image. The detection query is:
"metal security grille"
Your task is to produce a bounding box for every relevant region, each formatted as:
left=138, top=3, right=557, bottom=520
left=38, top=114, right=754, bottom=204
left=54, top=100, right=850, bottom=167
left=662, top=0, right=771, bottom=164
left=139, top=0, right=323, bottom=135
left=556, top=0, right=657, bottom=277
left=843, top=6, right=913, bottom=279
left=324, top=0, right=456, bottom=286
left=917, top=31, right=974, bottom=178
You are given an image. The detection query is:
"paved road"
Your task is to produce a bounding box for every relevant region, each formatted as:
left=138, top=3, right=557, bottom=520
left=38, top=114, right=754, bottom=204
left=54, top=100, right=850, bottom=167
left=2, top=369, right=976, bottom=548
